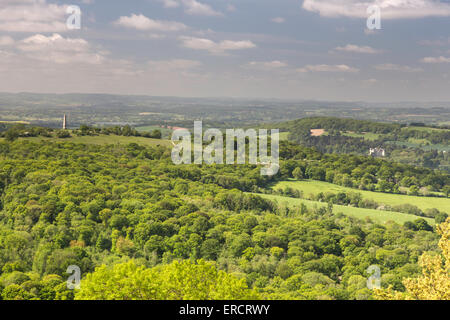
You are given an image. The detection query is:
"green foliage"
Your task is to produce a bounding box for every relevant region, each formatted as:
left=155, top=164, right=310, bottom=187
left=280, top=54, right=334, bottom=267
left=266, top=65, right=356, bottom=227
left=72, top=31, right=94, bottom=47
left=0, top=139, right=443, bottom=300
left=435, top=212, right=449, bottom=224
left=75, top=260, right=258, bottom=300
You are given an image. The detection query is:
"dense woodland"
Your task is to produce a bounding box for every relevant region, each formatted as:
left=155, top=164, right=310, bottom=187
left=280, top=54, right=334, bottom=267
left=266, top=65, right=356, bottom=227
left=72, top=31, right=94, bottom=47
left=278, top=117, right=450, bottom=142
left=0, top=137, right=448, bottom=300
left=272, top=117, right=450, bottom=171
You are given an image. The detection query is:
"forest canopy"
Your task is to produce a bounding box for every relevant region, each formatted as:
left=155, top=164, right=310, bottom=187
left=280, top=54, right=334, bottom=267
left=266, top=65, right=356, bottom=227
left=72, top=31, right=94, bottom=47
left=0, top=138, right=447, bottom=300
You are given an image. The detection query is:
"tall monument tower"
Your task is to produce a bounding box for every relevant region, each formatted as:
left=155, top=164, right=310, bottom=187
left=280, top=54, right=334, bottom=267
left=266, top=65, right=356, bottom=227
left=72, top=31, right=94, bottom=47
left=63, top=114, right=67, bottom=130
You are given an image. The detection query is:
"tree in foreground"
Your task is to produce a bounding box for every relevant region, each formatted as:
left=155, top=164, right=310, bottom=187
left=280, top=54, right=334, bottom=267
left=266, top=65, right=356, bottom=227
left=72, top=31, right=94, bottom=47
left=75, top=259, right=259, bottom=300
left=375, top=218, right=450, bottom=300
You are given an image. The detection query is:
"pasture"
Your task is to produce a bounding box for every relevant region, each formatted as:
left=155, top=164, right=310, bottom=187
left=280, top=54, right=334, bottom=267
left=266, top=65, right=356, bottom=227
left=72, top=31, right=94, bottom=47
left=272, top=180, right=450, bottom=213
left=257, top=193, right=435, bottom=225
left=12, top=135, right=172, bottom=147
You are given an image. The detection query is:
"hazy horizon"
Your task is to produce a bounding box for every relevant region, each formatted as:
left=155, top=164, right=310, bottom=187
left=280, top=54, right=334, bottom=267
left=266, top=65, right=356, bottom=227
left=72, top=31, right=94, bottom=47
left=3, top=91, right=450, bottom=105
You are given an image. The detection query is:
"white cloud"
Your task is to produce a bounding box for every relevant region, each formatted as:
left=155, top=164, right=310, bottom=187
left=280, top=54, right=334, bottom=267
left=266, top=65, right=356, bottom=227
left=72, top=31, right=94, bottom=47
left=19, top=33, right=87, bottom=51
left=148, top=59, right=202, bottom=70
left=219, top=40, right=256, bottom=50
left=0, top=49, right=14, bottom=59
left=302, top=0, right=450, bottom=19
left=180, top=37, right=216, bottom=51
left=334, top=44, right=381, bottom=54
left=375, top=63, right=423, bottom=72
left=180, top=36, right=256, bottom=54
left=0, top=0, right=68, bottom=32
left=17, top=33, right=105, bottom=64
left=271, top=17, right=286, bottom=23
left=115, top=14, right=187, bottom=32
left=247, top=61, right=288, bottom=69
left=158, top=0, right=180, bottom=8
left=157, top=0, right=222, bottom=16
left=297, top=64, right=359, bottom=73
left=182, top=0, right=222, bottom=16
left=0, top=36, right=14, bottom=46
left=421, top=56, right=450, bottom=63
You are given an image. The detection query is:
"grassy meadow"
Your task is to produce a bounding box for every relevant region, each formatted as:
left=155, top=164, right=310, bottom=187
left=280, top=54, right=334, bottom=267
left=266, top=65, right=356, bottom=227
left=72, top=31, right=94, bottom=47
left=7, top=134, right=173, bottom=147
left=257, top=193, right=435, bottom=225
left=272, top=179, right=450, bottom=213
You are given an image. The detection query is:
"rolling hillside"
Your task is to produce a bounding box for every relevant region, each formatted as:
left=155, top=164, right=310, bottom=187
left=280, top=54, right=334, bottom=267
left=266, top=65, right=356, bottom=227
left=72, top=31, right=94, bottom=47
left=1, top=134, right=172, bottom=148
left=257, top=193, right=436, bottom=225
left=272, top=180, right=450, bottom=213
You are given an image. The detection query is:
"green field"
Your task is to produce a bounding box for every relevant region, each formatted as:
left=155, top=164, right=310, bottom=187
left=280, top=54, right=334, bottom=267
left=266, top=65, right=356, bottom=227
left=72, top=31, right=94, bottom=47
left=135, top=125, right=173, bottom=139
left=7, top=135, right=172, bottom=147
left=0, top=120, right=31, bottom=124
left=257, top=193, right=435, bottom=225
left=338, top=127, right=449, bottom=151
left=403, top=126, right=449, bottom=133
left=272, top=180, right=450, bottom=213
left=279, top=132, right=289, bottom=140
left=342, top=132, right=381, bottom=141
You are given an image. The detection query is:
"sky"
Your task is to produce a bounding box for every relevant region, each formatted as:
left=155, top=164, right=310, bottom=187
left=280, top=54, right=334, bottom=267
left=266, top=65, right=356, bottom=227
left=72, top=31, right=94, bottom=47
left=1, top=0, right=450, bottom=102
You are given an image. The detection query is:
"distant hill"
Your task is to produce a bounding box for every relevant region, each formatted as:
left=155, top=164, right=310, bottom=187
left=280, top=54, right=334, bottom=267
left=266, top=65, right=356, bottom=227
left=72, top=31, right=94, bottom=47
left=270, top=117, right=450, bottom=172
